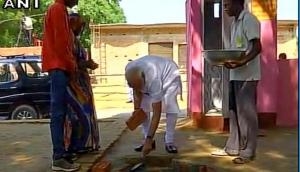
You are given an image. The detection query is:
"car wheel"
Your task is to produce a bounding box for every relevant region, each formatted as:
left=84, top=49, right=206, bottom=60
left=11, top=105, right=38, bottom=120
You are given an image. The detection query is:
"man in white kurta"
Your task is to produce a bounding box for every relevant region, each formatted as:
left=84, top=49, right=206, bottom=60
left=125, top=55, right=182, bottom=155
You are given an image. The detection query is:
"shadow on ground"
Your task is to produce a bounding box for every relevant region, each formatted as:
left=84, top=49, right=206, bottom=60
left=102, top=118, right=298, bottom=172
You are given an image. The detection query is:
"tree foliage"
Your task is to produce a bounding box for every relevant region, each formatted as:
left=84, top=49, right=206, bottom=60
left=0, top=0, right=126, bottom=47
left=77, top=0, right=126, bottom=47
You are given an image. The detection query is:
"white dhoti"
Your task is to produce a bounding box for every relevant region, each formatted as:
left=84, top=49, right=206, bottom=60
left=140, top=81, right=181, bottom=144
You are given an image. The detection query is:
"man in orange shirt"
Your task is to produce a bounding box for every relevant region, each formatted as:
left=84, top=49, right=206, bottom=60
left=41, top=0, right=79, bottom=171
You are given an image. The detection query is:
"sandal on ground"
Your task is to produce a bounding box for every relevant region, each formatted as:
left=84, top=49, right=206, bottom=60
left=134, top=140, right=156, bottom=152
left=232, top=156, right=254, bottom=164
left=165, top=144, right=178, bottom=154
left=211, top=149, right=239, bottom=156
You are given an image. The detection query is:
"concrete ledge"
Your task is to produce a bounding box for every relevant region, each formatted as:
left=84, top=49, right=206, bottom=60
left=258, top=112, right=277, bottom=128
left=190, top=112, right=277, bottom=132
left=84, top=125, right=128, bottom=171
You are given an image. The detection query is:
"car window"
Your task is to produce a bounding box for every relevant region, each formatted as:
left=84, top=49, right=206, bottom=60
left=0, top=63, right=18, bottom=83
left=20, top=62, right=48, bottom=78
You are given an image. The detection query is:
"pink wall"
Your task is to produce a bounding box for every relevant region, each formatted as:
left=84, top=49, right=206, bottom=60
left=186, top=0, right=204, bottom=114
left=186, top=0, right=280, bottom=115
left=256, top=20, right=278, bottom=114
left=276, top=59, right=298, bottom=127
left=186, top=0, right=298, bottom=127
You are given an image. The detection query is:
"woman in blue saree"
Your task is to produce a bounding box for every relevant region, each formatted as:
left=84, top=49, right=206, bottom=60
left=64, top=13, right=100, bottom=157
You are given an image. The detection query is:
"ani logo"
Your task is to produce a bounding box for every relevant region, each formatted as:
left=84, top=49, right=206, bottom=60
left=2, top=0, right=40, bottom=9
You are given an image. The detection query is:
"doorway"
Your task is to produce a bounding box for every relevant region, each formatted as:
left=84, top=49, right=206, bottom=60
left=203, top=0, right=223, bottom=114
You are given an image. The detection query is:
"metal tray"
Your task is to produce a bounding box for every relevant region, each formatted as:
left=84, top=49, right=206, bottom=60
left=202, top=49, right=246, bottom=66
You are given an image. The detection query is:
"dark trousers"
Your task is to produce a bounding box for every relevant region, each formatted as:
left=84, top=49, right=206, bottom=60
left=49, top=70, right=69, bottom=160
left=225, top=81, right=258, bottom=158
left=23, top=29, right=32, bottom=46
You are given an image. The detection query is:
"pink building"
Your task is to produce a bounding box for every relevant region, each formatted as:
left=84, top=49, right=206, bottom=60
left=185, top=0, right=298, bottom=131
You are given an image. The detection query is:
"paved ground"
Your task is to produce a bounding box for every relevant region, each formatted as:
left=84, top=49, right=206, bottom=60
left=0, top=114, right=129, bottom=172
left=103, top=118, right=298, bottom=172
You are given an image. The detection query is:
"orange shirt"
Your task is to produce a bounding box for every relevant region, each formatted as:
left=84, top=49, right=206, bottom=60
left=41, top=0, right=75, bottom=74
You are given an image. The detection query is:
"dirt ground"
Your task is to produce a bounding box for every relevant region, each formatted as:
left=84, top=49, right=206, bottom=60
left=101, top=118, right=298, bottom=172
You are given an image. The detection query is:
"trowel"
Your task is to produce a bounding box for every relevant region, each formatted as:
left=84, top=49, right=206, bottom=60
left=129, top=140, right=156, bottom=171
left=129, top=155, right=146, bottom=172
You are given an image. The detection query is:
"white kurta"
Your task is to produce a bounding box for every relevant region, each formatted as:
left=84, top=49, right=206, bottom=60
left=125, top=55, right=182, bottom=113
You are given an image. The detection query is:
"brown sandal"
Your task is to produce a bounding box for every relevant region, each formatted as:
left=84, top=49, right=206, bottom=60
left=232, top=157, right=254, bottom=164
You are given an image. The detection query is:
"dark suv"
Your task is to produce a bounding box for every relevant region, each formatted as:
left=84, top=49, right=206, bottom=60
left=0, top=55, right=50, bottom=120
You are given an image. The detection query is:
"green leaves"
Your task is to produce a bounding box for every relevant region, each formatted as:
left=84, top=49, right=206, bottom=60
left=0, top=0, right=126, bottom=47
left=77, top=0, right=126, bottom=47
